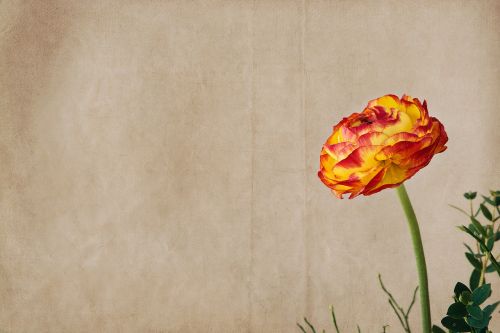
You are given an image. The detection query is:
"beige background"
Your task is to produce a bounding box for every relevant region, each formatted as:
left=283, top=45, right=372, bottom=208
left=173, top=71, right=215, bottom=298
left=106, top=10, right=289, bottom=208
left=1, top=0, right=499, bottom=332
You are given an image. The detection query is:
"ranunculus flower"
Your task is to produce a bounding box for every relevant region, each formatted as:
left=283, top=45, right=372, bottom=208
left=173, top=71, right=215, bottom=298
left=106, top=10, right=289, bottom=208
left=318, top=94, right=448, bottom=199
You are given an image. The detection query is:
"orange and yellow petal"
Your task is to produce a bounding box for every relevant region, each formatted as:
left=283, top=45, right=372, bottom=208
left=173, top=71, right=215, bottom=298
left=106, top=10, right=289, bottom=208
left=376, top=137, right=433, bottom=162
left=323, top=142, right=357, bottom=162
left=332, top=145, right=383, bottom=179
left=381, top=111, right=413, bottom=136
left=367, top=94, right=401, bottom=110
left=357, top=132, right=389, bottom=146
left=363, top=163, right=408, bottom=195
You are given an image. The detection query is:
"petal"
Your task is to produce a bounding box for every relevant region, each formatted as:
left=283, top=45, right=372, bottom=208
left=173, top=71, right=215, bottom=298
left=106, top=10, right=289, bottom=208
left=398, top=123, right=447, bottom=171
left=323, top=142, right=357, bottom=162
left=332, top=145, right=383, bottom=178
left=318, top=169, right=335, bottom=186
left=401, top=99, right=421, bottom=124
left=397, top=143, right=437, bottom=170
left=357, top=132, right=389, bottom=146
left=401, top=94, right=414, bottom=101
left=363, top=163, right=409, bottom=195
left=347, top=165, right=386, bottom=198
left=362, top=166, right=389, bottom=194
left=432, top=119, right=448, bottom=153
left=327, top=121, right=347, bottom=145
left=414, top=120, right=434, bottom=137
left=414, top=98, right=429, bottom=123
left=384, top=132, right=420, bottom=146
left=320, top=151, right=336, bottom=173
left=381, top=111, right=413, bottom=136
left=331, top=185, right=352, bottom=199
left=376, top=137, right=433, bottom=161
left=367, top=94, right=401, bottom=110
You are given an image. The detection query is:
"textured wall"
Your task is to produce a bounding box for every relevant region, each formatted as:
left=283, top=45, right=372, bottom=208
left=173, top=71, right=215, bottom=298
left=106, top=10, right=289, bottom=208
left=1, top=1, right=499, bottom=332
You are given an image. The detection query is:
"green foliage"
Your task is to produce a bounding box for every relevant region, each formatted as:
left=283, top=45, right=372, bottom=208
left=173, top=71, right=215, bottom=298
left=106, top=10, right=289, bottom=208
left=435, top=190, right=500, bottom=333
left=440, top=282, right=495, bottom=331
left=447, top=302, right=467, bottom=318
left=298, top=190, right=499, bottom=333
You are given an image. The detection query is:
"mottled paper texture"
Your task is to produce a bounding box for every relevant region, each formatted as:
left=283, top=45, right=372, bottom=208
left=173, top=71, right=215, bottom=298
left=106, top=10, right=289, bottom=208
left=1, top=1, right=499, bottom=332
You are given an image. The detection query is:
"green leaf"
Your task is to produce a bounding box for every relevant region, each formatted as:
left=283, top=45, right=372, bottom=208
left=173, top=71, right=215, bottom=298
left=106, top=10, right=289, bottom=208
left=466, top=304, right=483, bottom=320
left=464, top=192, right=477, bottom=200
left=472, top=284, right=491, bottom=305
left=431, top=325, right=446, bottom=333
left=464, top=243, right=475, bottom=254
left=495, top=231, right=500, bottom=241
left=460, top=291, right=473, bottom=305
left=480, top=204, right=493, bottom=221
left=470, top=217, right=487, bottom=237
left=441, top=316, right=471, bottom=331
left=465, top=315, right=490, bottom=329
left=486, top=237, right=494, bottom=251
left=482, top=195, right=496, bottom=206
left=487, top=225, right=494, bottom=237
left=483, top=301, right=500, bottom=317
left=486, top=263, right=496, bottom=273
left=495, top=195, right=500, bottom=206
left=470, top=270, right=481, bottom=291
left=468, top=223, right=479, bottom=236
left=461, top=226, right=500, bottom=276
left=466, top=253, right=483, bottom=270
left=454, top=282, right=471, bottom=297
left=447, top=302, right=468, bottom=318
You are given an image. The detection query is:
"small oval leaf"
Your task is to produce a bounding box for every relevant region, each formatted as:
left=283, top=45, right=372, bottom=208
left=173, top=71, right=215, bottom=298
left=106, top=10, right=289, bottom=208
left=486, top=263, right=496, bottom=273
left=460, top=290, right=473, bottom=305
left=469, top=270, right=480, bottom=291
left=466, top=253, right=483, bottom=270
left=487, top=237, right=494, bottom=251
left=454, top=282, right=471, bottom=297
left=480, top=204, right=493, bottom=221
left=470, top=217, right=487, bottom=237
left=447, top=302, right=467, bottom=318
left=482, top=195, right=496, bottom=206
left=466, top=304, right=483, bottom=320
left=465, top=315, right=490, bottom=329
left=483, top=301, right=500, bottom=317
left=441, top=316, right=471, bottom=332
left=471, top=283, right=492, bottom=305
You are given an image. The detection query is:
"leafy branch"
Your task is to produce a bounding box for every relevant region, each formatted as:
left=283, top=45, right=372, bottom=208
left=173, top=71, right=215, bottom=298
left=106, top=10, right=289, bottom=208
left=434, top=190, right=500, bottom=333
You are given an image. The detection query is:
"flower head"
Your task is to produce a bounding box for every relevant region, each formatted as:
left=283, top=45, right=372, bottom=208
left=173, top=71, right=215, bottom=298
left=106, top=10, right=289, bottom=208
left=318, top=94, right=448, bottom=199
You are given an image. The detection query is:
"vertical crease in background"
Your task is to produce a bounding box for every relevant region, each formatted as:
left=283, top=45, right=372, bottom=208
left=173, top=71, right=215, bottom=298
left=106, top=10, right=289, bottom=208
left=248, top=0, right=256, bottom=331
left=301, top=0, right=310, bottom=316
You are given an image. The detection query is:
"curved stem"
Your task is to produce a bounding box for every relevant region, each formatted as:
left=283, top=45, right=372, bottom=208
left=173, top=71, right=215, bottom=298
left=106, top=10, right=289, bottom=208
left=396, top=184, right=431, bottom=333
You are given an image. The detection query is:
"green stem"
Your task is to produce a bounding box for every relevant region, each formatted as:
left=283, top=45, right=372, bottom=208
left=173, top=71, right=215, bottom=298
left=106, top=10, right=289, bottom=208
left=396, top=184, right=431, bottom=333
